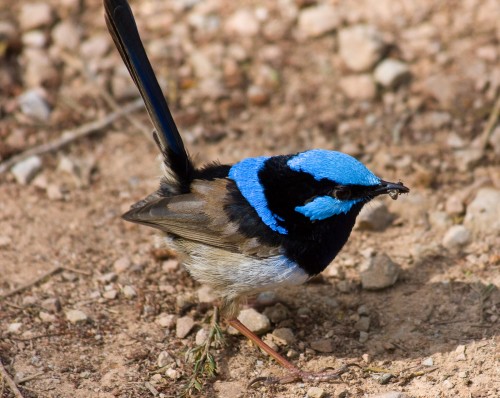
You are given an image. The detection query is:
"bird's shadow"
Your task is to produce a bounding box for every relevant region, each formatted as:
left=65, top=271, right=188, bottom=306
left=217, top=251, right=498, bottom=374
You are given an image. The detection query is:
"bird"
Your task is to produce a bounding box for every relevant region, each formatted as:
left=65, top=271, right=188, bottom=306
left=104, top=0, right=409, bottom=388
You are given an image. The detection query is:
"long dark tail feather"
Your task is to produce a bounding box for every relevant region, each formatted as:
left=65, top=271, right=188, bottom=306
left=104, top=0, right=194, bottom=192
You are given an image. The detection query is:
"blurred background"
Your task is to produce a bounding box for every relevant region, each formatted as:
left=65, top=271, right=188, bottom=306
left=0, top=1, right=499, bottom=397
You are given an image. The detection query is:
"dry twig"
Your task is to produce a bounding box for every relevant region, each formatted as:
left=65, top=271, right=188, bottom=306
left=0, top=99, right=143, bottom=175
left=0, top=359, right=25, bottom=398
left=0, top=266, right=62, bottom=301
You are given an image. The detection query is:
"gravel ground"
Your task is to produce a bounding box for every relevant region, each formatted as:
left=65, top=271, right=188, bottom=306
left=1, top=0, right=499, bottom=397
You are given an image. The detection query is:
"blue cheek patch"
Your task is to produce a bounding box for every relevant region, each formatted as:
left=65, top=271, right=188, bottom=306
left=288, top=149, right=380, bottom=186
left=295, top=196, right=361, bottom=221
left=229, top=157, right=288, bottom=235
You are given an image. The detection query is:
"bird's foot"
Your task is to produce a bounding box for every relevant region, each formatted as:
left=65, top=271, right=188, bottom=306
left=249, top=363, right=360, bottom=386
left=183, top=307, right=224, bottom=395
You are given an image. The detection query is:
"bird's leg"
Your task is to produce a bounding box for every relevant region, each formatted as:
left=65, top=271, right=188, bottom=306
left=184, top=307, right=224, bottom=394
left=228, top=318, right=359, bottom=386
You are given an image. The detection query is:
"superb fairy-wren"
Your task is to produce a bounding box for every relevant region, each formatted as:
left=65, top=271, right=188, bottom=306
left=105, top=0, right=409, bottom=386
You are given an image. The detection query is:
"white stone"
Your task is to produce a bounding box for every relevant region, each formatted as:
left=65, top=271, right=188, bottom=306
left=11, top=156, right=42, bottom=185
left=339, top=25, right=385, bottom=72
left=339, top=74, right=377, bottom=100
left=374, top=59, right=410, bottom=88
left=195, top=328, right=209, bottom=345
left=176, top=316, right=195, bottom=338
left=65, top=309, right=88, bottom=324
left=422, top=357, right=434, bottom=367
left=225, top=9, right=259, bottom=37
left=19, top=3, right=54, bottom=31
left=156, top=314, right=176, bottom=329
left=22, top=30, right=47, bottom=48
left=18, top=89, right=51, bottom=121
left=8, top=322, right=23, bottom=334
left=298, top=5, right=339, bottom=38
left=464, top=188, right=500, bottom=235
left=157, top=351, right=173, bottom=367
left=122, top=285, right=137, bottom=298
left=51, top=21, right=81, bottom=50
left=237, top=308, right=270, bottom=335
left=360, top=253, right=400, bottom=290
left=307, top=386, right=325, bottom=398
left=113, top=256, right=131, bottom=273
left=442, top=225, right=470, bottom=251
left=39, top=311, right=57, bottom=322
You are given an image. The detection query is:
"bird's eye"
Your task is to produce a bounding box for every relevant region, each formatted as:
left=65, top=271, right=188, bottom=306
left=332, top=187, right=351, bottom=200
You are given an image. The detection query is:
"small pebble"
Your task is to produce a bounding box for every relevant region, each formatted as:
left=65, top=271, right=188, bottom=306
left=464, top=188, right=500, bottom=236
left=98, top=272, right=117, bottom=283
left=355, top=316, right=370, bottom=332
left=0, top=235, right=12, bottom=248
left=41, top=297, right=61, bottom=313
left=224, top=9, right=259, bottom=37
left=39, top=311, right=57, bottom=322
left=237, top=308, right=271, bottom=335
left=11, top=156, right=42, bottom=185
left=310, top=339, right=333, bottom=353
left=357, top=201, right=393, bottom=231
left=339, top=74, right=377, bottom=101
left=156, top=314, right=176, bottom=329
left=122, top=285, right=137, bottom=298
left=422, top=357, right=434, bottom=367
left=247, top=85, right=269, bottom=106
left=162, top=259, right=179, bottom=272
left=370, top=392, right=410, bottom=398
left=157, top=351, right=173, bottom=367
left=165, top=368, right=180, bottom=380
left=51, top=21, right=81, bottom=50
left=339, top=25, right=385, bottom=72
left=445, top=194, right=465, bottom=216
left=297, top=4, right=339, bottom=38
left=195, top=328, right=209, bottom=345
left=272, top=328, right=296, bottom=346
left=263, top=303, right=290, bottom=323
left=113, top=256, right=131, bottom=273
left=18, top=89, right=51, bottom=121
left=8, top=323, right=22, bottom=334
left=46, top=184, right=64, bottom=201
left=359, top=331, right=369, bottom=343
left=176, top=316, right=195, bottom=338
left=442, top=225, right=470, bottom=251
left=360, top=253, right=400, bottom=290
left=19, top=3, right=54, bottom=30
left=65, top=309, right=88, bottom=324
left=374, top=59, right=410, bottom=88
left=103, top=289, right=118, bottom=299
left=306, top=386, right=325, bottom=398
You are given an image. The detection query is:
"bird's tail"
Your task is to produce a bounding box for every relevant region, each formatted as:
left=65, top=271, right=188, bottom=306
left=104, top=0, right=194, bottom=192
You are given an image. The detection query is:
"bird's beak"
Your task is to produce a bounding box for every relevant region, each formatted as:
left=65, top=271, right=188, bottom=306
left=370, top=180, right=410, bottom=200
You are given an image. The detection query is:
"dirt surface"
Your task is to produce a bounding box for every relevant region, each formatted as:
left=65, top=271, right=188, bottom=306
left=1, top=0, right=499, bottom=397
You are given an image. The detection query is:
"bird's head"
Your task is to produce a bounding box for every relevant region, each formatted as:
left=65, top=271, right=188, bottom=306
left=229, top=149, right=409, bottom=235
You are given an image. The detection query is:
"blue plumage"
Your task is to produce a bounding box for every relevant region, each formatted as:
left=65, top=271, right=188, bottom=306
left=287, top=149, right=380, bottom=186
left=295, top=196, right=361, bottom=221
left=228, top=156, right=288, bottom=234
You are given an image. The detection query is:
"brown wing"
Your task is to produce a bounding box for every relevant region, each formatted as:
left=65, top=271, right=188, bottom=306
left=122, top=179, right=280, bottom=257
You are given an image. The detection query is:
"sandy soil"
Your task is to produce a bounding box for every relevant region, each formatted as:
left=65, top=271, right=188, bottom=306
left=1, top=0, right=499, bottom=397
